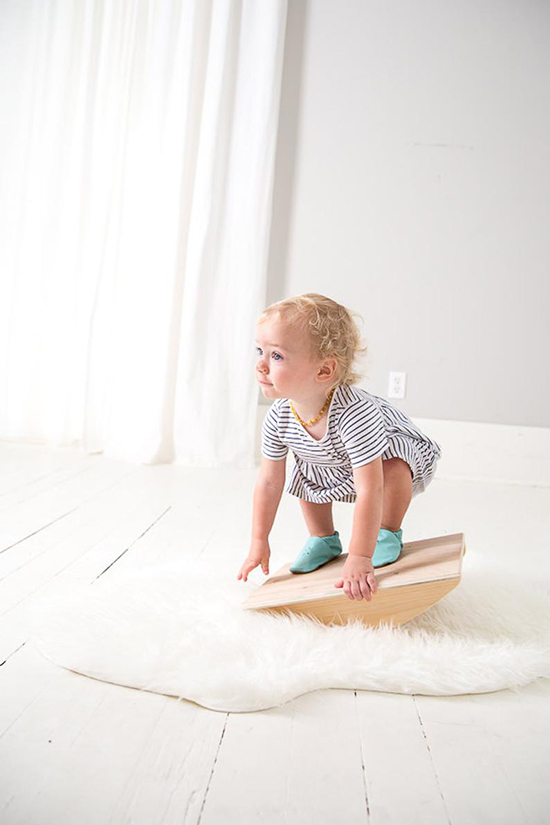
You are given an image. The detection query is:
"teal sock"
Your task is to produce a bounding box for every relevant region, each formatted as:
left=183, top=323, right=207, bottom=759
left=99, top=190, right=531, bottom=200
left=371, top=528, right=403, bottom=568
left=289, top=530, right=343, bottom=574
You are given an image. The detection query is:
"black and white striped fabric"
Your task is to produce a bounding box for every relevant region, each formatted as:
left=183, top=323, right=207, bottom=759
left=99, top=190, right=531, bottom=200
left=261, top=383, right=442, bottom=503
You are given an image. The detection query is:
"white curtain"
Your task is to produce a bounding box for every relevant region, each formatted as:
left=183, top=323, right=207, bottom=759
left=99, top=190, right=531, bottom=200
left=0, top=0, right=287, bottom=467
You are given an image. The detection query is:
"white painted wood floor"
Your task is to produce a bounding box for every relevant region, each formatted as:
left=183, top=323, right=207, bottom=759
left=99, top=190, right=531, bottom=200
left=0, top=441, right=549, bottom=825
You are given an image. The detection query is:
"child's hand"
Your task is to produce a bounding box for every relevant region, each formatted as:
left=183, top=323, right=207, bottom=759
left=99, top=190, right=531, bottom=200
left=237, top=538, right=271, bottom=582
left=334, top=555, right=377, bottom=601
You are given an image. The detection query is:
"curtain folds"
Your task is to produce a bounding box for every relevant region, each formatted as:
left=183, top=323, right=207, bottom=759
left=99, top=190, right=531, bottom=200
left=0, top=0, right=288, bottom=467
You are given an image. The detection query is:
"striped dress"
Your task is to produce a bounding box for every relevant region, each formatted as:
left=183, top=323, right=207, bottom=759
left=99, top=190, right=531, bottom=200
left=261, top=383, right=442, bottom=503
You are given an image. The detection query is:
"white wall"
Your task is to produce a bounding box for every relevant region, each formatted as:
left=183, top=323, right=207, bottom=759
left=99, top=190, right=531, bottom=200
left=265, top=0, right=550, bottom=427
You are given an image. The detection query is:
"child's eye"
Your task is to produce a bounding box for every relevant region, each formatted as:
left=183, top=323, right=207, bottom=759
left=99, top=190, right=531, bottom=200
left=255, top=346, right=282, bottom=361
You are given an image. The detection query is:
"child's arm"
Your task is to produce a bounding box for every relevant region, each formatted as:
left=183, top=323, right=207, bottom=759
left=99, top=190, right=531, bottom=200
left=237, top=457, right=286, bottom=582
left=334, top=458, right=383, bottom=599
left=348, top=457, right=384, bottom=556
left=347, top=488, right=383, bottom=558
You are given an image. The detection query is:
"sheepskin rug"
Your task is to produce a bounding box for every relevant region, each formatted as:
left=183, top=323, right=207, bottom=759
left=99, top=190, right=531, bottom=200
left=28, top=555, right=550, bottom=713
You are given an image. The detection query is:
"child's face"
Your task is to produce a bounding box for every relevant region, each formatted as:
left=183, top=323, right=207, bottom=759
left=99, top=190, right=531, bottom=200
left=255, top=318, right=329, bottom=400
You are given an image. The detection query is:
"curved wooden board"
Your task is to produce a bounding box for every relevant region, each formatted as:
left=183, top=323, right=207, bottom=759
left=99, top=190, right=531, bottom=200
left=241, top=532, right=466, bottom=627
left=249, top=577, right=461, bottom=628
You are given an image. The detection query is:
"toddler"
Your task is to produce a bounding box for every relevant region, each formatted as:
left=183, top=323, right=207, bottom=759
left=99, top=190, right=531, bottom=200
left=237, top=293, right=442, bottom=603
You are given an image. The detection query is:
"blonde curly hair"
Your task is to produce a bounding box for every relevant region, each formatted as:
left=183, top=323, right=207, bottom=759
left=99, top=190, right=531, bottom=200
left=258, top=293, right=368, bottom=395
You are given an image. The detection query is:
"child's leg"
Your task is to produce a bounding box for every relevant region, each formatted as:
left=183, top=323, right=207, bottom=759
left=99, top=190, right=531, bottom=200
left=299, top=499, right=335, bottom=537
left=380, top=457, right=413, bottom=531
left=290, top=499, right=340, bottom=573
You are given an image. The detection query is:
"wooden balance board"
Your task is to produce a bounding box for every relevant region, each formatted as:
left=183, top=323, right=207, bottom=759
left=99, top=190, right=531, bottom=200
left=241, top=532, right=466, bottom=628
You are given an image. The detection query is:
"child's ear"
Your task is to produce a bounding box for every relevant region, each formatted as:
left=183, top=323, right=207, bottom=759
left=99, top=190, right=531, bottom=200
left=319, top=357, right=337, bottom=377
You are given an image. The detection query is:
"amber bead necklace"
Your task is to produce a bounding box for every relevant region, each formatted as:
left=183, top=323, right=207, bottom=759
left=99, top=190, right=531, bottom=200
left=290, top=388, right=335, bottom=427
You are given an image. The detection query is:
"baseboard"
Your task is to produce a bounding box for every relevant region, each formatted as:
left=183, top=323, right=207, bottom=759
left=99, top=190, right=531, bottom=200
left=255, top=405, right=550, bottom=488
left=414, top=417, right=550, bottom=488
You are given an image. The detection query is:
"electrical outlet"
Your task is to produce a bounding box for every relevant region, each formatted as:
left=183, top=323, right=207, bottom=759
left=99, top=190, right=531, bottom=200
left=388, top=371, right=406, bottom=399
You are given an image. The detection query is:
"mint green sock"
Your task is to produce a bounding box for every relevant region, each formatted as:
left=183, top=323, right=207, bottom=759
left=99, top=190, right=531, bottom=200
left=371, top=528, right=403, bottom=568
left=289, top=530, right=343, bottom=574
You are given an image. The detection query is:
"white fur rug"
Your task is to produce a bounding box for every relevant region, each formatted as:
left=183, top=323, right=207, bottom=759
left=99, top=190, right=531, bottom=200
left=28, top=556, right=550, bottom=713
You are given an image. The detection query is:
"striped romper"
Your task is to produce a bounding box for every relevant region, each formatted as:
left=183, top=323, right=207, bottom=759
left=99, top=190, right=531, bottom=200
left=261, top=383, right=442, bottom=503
